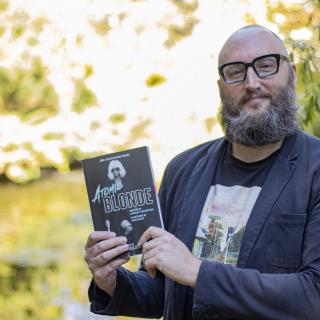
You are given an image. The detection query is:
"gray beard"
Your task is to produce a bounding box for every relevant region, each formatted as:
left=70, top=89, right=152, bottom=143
left=218, top=74, right=299, bottom=147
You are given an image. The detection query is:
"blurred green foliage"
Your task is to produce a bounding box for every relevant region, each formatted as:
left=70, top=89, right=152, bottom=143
left=204, top=117, right=216, bottom=134
left=112, top=119, right=152, bottom=151
left=31, top=16, right=48, bottom=33
left=266, top=0, right=320, bottom=135
left=89, top=15, right=111, bottom=36
left=110, top=113, right=127, bottom=123
left=145, top=73, right=167, bottom=87
left=0, top=0, right=204, bottom=184
left=164, top=16, right=199, bottom=48
left=170, top=0, right=199, bottom=14
left=0, top=0, right=9, bottom=12
left=72, top=79, right=97, bottom=113
left=0, top=57, right=59, bottom=123
left=0, top=172, right=90, bottom=319
left=11, top=24, right=25, bottom=39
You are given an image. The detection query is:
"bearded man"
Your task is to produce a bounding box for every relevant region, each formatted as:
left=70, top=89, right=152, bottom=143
left=84, top=25, right=320, bottom=319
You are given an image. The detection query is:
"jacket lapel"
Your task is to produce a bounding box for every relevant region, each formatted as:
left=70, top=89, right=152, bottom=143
left=237, top=131, right=299, bottom=268
left=176, top=138, right=227, bottom=249
left=173, top=138, right=226, bottom=320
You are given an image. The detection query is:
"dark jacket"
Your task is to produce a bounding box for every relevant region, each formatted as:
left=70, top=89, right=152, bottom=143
left=89, top=129, right=320, bottom=319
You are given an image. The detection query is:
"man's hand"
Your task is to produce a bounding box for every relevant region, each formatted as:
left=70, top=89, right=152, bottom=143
left=84, top=231, right=129, bottom=296
left=138, top=227, right=201, bottom=287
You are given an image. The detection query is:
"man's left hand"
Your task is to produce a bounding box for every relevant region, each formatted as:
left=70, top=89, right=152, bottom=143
left=138, top=227, right=201, bottom=287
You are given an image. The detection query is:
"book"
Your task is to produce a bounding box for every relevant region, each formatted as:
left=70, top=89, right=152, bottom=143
left=82, top=146, right=163, bottom=256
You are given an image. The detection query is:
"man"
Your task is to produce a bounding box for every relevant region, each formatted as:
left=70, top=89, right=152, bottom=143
left=84, top=25, right=320, bottom=319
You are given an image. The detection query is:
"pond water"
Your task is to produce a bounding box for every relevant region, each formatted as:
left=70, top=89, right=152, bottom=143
left=0, top=170, right=143, bottom=320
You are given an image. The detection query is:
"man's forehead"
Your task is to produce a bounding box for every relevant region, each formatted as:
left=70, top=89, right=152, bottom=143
left=218, top=27, right=288, bottom=64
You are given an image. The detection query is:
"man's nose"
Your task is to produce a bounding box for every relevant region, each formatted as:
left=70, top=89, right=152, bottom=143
left=244, top=66, right=261, bottom=90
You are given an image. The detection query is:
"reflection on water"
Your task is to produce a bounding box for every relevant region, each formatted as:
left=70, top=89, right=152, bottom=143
left=0, top=170, right=144, bottom=320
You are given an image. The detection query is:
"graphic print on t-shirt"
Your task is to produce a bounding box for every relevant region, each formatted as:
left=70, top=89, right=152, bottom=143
left=192, top=184, right=261, bottom=265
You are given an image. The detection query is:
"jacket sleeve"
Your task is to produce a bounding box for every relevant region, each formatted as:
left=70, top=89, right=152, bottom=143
left=193, top=196, right=320, bottom=319
left=89, top=267, right=164, bottom=318
left=88, top=166, right=171, bottom=318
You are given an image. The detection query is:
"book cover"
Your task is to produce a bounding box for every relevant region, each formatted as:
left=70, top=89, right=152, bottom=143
left=82, top=146, right=163, bottom=256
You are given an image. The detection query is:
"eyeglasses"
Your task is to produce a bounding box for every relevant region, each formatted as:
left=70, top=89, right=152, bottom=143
left=218, top=54, right=289, bottom=84
left=111, top=167, right=120, bottom=172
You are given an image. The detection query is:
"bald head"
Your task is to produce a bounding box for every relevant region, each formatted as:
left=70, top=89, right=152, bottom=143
left=218, top=25, right=289, bottom=65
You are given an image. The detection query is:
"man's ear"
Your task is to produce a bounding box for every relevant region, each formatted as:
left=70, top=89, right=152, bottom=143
left=292, top=63, right=296, bottom=72
left=290, top=63, right=297, bottom=83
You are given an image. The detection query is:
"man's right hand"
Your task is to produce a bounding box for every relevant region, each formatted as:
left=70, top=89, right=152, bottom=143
left=84, top=231, right=129, bottom=296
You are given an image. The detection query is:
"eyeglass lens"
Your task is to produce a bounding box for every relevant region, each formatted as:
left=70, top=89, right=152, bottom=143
left=223, top=56, right=278, bottom=82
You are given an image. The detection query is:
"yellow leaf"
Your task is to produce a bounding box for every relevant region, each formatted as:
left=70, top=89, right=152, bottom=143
left=243, top=13, right=257, bottom=25
left=145, top=73, right=167, bottom=87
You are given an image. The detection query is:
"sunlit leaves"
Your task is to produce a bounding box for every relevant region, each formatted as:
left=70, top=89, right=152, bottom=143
left=5, top=159, right=41, bottom=184
left=170, top=0, right=198, bottom=15
left=90, top=120, right=101, bottom=130
left=159, top=0, right=200, bottom=48
left=76, top=33, right=83, bottom=47
left=266, top=0, right=320, bottom=129
left=109, top=113, right=127, bottom=123
left=118, top=11, right=128, bottom=24
left=243, top=12, right=257, bottom=25
left=26, top=36, right=38, bottom=46
left=0, top=1, right=9, bottom=12
left=297, top=64, right=320, bottom=124
left=266, top=0, right=319, bottom=65
left=0, top=174, right=90, bottom=319
left=63, top=66, right=95, bottom=113
left=129, top=118, right=152, bottom=140
left=71, top=79, right=97, bottom=113
left=69, top=67, right=96, bottom=114
left=1, top=248, right=62, bottom=268
left=31, top=16, right=48, bottom=34
left=0, top=0, right=205, bottom=186
left=113, top=119, right=152, bottom=151
left=145, top=73, right=167, bottom=87
left=20, top=50, right=31, bottom=61
left=0, top=26, right=5, bottom=37
left=266, top=0, right=313, bottom=36
left=164, top=16, right=199, bottom=48
left=2, top=143, right=18, bottom=152
left=304, top=112, right=320, bottom=137
left=204, top=117, right=216, bottom=133
left=10, top=10, right=29, bottom=41
left=83, top=64, right=94, bottom=79
left=11, top=24, right=25, bottom=40
left=0, top=57, right=59, bottom=122
left=89, top=14, right=111, bottom=36
left=42, top=133, right=65, bottom=141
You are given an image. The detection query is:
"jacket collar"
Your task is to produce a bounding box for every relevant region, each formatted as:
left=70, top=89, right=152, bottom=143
left=238, top=129, right=300, bottom=266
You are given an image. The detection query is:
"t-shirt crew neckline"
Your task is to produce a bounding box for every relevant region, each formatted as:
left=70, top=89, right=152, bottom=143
left=226, top=142, right=281, bottom=170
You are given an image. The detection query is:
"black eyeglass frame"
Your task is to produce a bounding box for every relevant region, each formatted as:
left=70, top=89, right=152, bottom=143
left=218, top=53, right=290, bottom=84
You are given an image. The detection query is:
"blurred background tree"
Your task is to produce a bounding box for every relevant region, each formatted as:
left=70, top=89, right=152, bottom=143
left=0, top=0, right=156, bottom=184
left=0, top=57, right=59, bottom=123
left=266, top=0, right=320, bottom=136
